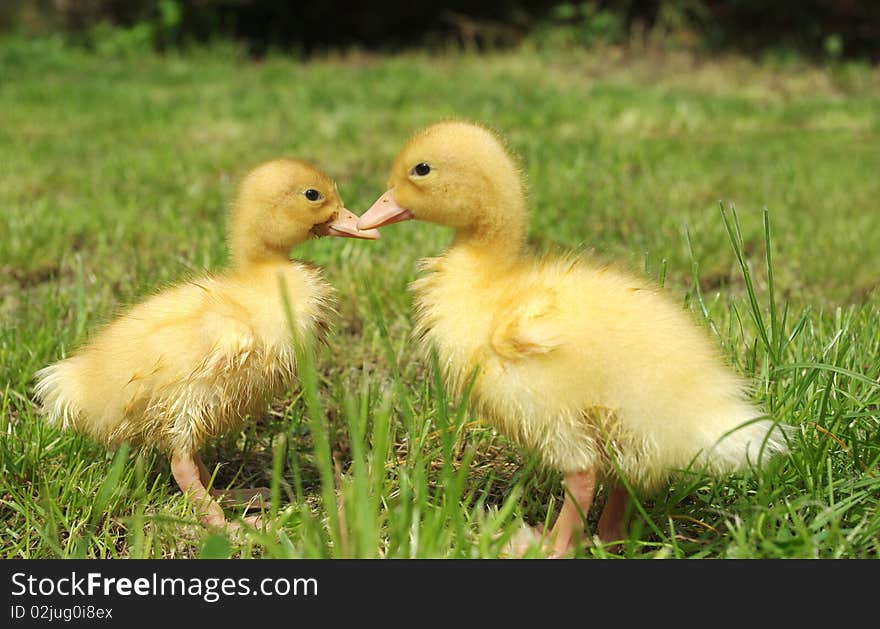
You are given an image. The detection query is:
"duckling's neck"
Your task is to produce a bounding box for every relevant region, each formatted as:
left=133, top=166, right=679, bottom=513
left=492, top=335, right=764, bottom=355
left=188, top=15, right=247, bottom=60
left=230, top=237, right=292, bottom=269
left=451, top=230, right=522, bottom=268
left=228, top=203, right=295, bottom=268
left=449, top=199, right=527, bottom=267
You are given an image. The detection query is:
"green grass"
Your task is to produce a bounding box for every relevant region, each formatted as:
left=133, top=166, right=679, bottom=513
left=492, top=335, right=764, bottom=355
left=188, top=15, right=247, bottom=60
left=1, top=37, right=879, bottom=558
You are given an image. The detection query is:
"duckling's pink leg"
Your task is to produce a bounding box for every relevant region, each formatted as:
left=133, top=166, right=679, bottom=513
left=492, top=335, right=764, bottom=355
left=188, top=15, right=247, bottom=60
left=171, top=454, right=227, bottom=528
left=597, top=482, right=629, bottom=548
left=548, top=469, right=597, bottom=557
left=194, top=454, right=270, bottom=506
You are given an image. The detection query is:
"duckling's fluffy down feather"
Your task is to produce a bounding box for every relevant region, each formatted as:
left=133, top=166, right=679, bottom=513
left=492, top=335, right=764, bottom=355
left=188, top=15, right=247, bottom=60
left=413, top=247, right=787, bottom=491
left=34, top=263, right=333, bottom=455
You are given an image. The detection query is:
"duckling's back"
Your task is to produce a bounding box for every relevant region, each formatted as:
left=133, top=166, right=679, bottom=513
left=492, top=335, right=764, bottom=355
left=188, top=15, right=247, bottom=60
left=414, top=250, right=787, bottom=489
left=34, top=263, right=334, bottom=454
left=552, top=259, right=786, bottom=484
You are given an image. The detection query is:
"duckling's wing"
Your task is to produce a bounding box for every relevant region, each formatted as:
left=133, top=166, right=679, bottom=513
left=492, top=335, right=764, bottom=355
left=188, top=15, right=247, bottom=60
left=195, top=303, right=256, bottom=377
left=490, top=288, right=564, bottom=360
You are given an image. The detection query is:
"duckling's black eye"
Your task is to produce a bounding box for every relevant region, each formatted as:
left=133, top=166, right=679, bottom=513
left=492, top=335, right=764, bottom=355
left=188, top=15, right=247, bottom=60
left=412, top=163, right=431, bottom=177
left=304, top=188, right=322, bottom=202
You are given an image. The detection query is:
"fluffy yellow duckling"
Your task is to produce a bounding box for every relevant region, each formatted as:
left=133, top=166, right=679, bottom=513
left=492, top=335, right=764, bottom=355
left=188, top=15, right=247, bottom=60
left=358, top=122, right=787, bottom=556
left=35, top=159, right=379, bottom=528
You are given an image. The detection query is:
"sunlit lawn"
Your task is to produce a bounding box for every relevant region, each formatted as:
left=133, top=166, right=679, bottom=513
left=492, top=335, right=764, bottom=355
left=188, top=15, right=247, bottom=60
left=1, top=38, right=879, bottom=557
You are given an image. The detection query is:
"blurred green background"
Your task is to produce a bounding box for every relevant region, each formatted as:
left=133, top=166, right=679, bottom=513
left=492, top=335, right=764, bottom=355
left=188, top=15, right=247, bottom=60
left=2, top=1, right=879, bottom=60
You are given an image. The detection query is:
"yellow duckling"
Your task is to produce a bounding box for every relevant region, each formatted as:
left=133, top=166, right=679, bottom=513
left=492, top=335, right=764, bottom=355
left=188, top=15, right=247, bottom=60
left=35, top=159, right=379, bottom=528
left=358, top=122, right=787, bottom=556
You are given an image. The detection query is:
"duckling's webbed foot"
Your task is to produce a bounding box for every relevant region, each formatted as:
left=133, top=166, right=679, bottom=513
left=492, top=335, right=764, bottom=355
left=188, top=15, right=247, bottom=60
left=171, top=453, right=228, bottom=528
left=503, top=470, right=597, bottom=558
left=502, top=524, right=547, bottom=558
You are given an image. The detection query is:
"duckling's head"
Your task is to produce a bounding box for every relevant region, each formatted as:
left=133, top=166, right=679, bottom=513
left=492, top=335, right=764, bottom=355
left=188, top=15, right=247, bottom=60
left=230, top=159, right=378, bottom=266
left=358, top=121, right=527, bottom=248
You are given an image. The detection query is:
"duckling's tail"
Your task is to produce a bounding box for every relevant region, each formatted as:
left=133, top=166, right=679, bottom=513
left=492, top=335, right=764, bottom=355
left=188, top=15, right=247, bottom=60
left=33, top=359, right=83, bottom=430
left=701, top=402, right=792, bottom=475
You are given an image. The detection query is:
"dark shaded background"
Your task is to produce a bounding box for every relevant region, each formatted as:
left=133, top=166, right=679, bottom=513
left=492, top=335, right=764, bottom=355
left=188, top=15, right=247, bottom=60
left=2, top=1, right=879, bottom=59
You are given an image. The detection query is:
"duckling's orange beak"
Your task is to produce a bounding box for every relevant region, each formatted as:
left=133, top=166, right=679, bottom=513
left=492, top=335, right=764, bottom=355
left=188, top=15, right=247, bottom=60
left=357, top=190, right=413, bottom=231
left=312, top=208, right=380, bottom=240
